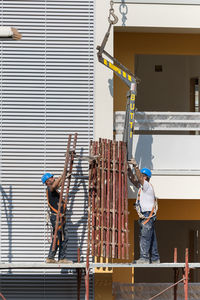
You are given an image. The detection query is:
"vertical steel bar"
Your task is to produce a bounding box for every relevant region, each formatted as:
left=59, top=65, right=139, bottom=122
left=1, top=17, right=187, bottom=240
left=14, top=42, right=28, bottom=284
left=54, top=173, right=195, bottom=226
left=106, top=141, right=111, bottom=258
left=184, top=248, right=189, bottom=300
left=101, top=140, right=105, bottom=257
left=123, top=85, right=136, bottom=161
left=52, top=134, right=72, bottom=251
left=124, top=142, right=129, bottom=259
left=118, top=141, right=122, bottom=259
left=115, top=142, right=119, bottom=258
left=121, top=142, right=125, bottom=259
left=97, top=141, right=101, bottom=257
left=174, top=248, right=177, bottom=263
left=173, top=248, right=178, bottom=300
left=91, top=141, right=96, bottom=257
left=112, top=141, right=116, bottom=258
left=77, top=248, right=82, bottom=300
left=85, top=253, right=90, bottom=300
left=85, top=142, right=93, bottom=300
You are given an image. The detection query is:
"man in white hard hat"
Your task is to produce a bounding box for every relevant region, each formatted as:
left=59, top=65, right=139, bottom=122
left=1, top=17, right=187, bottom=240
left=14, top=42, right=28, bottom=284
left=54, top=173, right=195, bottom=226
left=128, top=158, right=160, bottom=264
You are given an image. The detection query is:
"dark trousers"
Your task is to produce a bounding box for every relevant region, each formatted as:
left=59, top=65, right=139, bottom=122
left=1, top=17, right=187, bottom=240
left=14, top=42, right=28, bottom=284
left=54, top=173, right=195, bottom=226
left=48, top=214, right=68, bottom=260
left=139, top=211, right=160, bottom=262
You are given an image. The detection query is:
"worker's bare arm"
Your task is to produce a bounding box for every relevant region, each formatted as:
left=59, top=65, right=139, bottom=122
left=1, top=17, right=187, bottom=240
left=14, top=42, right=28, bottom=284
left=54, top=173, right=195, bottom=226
left=127, top=165, right=140, bottom=188
left=129, top=158, right=144, bottom=186
left=50, top=175, right=63, bottom=191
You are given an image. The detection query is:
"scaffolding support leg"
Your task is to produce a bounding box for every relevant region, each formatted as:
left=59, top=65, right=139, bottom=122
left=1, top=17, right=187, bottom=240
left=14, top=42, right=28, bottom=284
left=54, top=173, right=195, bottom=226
left=77, top=248, right=82, bottom=300
left=85, top=252, right=90, bottom=300
left=173, top=248, right=178, bottom=300
left=184, top=248, right=189, bottom=300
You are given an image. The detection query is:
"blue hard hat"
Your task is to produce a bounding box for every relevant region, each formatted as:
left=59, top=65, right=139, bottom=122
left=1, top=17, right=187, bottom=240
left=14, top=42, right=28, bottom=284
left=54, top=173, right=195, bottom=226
left=41, top=172, right=53, bottom=184
left=140, top=168, right=152, bottom=178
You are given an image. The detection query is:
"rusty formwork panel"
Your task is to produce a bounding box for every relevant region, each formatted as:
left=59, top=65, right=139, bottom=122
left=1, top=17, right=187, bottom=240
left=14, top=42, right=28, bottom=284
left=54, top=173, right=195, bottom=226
left=89, top=139, right=129, bottom=260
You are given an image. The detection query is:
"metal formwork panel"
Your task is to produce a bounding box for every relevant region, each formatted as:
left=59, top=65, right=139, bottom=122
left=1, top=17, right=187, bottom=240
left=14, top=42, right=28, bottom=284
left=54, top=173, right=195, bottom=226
left=0, top=0, right=94, bottom=299
left=89, top=140, right=129, bottom=260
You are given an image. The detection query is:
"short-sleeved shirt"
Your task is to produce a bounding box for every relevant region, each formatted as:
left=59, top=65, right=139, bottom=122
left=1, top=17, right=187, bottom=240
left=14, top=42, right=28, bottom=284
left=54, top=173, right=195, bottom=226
left=47, top=187, right=64, bottom=213
left=138, top=180, right=155, bottom=212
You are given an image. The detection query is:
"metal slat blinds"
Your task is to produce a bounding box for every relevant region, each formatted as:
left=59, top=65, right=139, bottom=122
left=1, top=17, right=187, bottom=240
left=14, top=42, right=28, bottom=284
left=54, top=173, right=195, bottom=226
left=0, top=0, right=94, bottom=299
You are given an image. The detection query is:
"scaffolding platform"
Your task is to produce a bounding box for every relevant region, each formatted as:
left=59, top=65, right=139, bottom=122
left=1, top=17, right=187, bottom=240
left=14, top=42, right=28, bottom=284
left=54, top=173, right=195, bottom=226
left=0, top=262, right=199, bottom=269
left=0, top=262, right=85, bottom=269
left=93, top=262, right=200, bottom=268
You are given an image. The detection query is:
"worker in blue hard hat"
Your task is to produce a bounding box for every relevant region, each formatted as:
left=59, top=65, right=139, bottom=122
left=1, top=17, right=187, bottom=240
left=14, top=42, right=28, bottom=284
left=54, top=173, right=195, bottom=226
left=128, top=158, right=160, bottom=265
left=41, top=172, right=72, bottom=264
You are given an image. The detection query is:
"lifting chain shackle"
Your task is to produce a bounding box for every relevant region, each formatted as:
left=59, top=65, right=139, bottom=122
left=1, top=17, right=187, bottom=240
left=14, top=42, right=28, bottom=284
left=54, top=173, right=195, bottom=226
left=108, top=0, right=118, bottom=25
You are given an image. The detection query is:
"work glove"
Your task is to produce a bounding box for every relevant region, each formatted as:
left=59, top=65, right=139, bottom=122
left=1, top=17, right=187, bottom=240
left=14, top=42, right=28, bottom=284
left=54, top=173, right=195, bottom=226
left=128, top=158, right=138, bottom=167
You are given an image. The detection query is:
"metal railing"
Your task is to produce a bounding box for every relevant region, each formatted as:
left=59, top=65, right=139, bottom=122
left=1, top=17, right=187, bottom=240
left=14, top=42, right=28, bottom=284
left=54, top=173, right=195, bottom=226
left=115, top=111, right=200, bottom=133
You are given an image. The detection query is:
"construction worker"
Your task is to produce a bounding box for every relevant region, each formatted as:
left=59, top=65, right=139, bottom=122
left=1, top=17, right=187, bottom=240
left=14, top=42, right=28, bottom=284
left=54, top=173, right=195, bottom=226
left=128, top=159, right=160, bottom=264
left=41, top=172, right=72, bottom=264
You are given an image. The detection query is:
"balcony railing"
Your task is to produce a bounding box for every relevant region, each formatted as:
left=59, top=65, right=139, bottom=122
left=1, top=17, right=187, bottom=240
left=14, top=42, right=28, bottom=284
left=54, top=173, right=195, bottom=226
left=115, top=111, right=200, bottom=178
left=115, top=111, right=200, bottom=134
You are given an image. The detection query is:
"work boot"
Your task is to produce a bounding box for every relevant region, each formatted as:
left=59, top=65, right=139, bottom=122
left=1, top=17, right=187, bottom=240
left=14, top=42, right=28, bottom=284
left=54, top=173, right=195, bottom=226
left=58, top=258, right=73, bottom=264
left=46, top=258, right=57, bottom=263
left=151, top=259, right=160, bottom=264
left=134, top=258, right=150, bottom=264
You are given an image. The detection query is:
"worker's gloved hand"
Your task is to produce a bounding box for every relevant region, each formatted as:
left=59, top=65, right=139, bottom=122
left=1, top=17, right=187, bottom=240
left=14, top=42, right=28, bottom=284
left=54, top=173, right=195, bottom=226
left=129, top=158, right=138, bottom=167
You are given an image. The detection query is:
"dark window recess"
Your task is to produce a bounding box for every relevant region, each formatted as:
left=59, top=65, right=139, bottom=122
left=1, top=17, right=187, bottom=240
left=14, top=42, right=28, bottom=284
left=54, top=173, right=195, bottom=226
left=155, top=65, right=163, bottom=72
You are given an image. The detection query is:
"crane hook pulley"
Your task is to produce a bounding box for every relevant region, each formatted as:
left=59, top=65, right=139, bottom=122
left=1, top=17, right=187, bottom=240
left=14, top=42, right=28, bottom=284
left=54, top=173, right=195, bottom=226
left=108, top=0, right=118, bottom=25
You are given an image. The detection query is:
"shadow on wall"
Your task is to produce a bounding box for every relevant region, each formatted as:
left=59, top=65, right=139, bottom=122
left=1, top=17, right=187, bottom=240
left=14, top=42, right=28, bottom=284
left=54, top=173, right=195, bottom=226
left=0, top=185, right=13, bottom=266
left=108, top=78, right=113, bottom=97
left=135, top=114, right=154, bottom=169
left=135, top=133, right=154, bottom=170
left=65, top=148, right=88, bottom=263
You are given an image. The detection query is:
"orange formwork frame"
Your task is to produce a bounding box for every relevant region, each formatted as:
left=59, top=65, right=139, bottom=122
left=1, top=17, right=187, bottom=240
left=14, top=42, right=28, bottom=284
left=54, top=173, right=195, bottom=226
left=88, top=139, right=129, bottom=260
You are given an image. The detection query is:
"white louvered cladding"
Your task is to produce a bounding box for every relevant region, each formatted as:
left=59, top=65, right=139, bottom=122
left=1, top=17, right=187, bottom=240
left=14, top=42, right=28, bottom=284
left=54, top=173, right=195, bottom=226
left=0, top=0, right=94, bottom=299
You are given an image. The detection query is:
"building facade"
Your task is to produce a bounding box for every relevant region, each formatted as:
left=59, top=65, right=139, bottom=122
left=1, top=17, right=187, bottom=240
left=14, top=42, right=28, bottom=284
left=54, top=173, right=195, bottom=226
left=1, top=0, right=200, bottom=299
left=95, top=0, right=200, bottom=299
left=0, top=0, right=94, bottom=299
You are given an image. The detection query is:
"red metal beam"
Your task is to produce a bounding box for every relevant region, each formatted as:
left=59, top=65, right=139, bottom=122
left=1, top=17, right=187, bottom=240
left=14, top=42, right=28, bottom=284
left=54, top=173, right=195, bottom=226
left=112, top=141, right=116, bottom=258
left=184, top=248, right=189, bottom=300
left=118, top=141, right=122, bottom=259
left=106, top=141, right=111, bottom=258
left=124, top=142, right=129, bottom=259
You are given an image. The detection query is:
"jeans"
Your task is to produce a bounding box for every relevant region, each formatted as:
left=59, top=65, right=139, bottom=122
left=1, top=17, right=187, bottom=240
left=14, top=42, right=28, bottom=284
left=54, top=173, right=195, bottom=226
left=48, top=214, right=68, bottom=260
left=138, top=211, right=160, bottom=262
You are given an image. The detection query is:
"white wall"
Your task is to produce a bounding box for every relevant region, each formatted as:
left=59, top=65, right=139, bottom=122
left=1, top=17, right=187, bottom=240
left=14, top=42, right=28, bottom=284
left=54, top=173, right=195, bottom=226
left=115, top=3, right=200, bottom=29
left=126, top=134, right=200, bottom=199
left=129, top=175, right=200, bottom=199
left=94, top=0, right=114, bottom=139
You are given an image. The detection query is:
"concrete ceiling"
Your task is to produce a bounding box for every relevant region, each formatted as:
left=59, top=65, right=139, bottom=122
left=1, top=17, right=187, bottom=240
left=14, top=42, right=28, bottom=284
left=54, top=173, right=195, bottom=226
left=115, top=26, right=200, bottom=33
